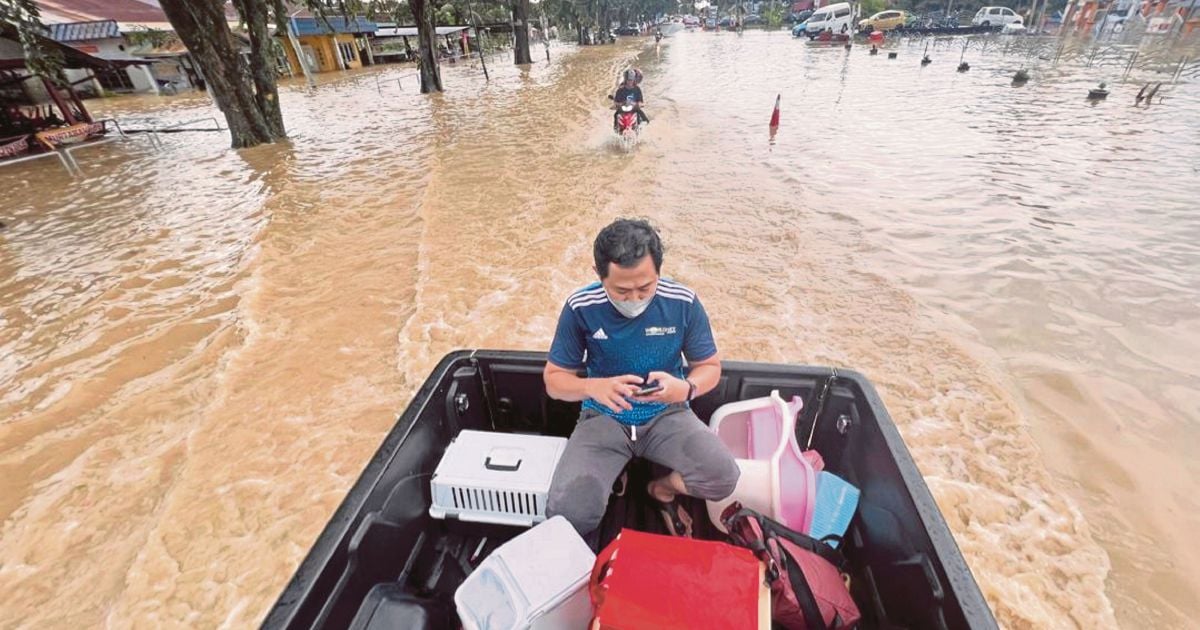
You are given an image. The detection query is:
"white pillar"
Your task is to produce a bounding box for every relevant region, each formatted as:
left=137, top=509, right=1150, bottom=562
left=288, top=13, right=317, bottom=87
left=142, top=65, right=161, bottom=95
left=334, top=36, right=348, bottom=70
left=89, top=70, right=105, bottom=97
left=363, top=36, right=375, bottom=65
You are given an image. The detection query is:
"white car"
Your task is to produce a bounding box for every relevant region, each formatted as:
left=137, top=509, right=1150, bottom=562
left=972, top=6, right=1023, bottom=26
left=804, top=2, right=855, bottom=35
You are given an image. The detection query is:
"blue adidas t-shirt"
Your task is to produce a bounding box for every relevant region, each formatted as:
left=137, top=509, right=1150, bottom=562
left=548, top=279, right=718, bottom=425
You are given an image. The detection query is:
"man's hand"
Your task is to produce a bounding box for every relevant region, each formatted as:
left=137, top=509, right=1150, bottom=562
left=632, top=371, right=688, bottom=404
left=586, top=375, right=644, bottom=413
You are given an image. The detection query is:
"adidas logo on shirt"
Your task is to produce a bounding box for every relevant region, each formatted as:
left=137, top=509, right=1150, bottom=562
left=592, top=328, right=609, bottom=340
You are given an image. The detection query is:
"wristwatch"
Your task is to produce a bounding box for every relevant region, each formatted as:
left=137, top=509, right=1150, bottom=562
left=685, top=379, right=697, bottom=402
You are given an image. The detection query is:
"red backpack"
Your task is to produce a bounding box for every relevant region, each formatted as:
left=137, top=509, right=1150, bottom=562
left=721, top=503, right=861, bottom=630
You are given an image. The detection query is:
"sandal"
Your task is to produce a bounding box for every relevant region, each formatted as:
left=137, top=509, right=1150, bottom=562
left=656, top=498, right=694, bottom=537
left=648, top=481, right=693, bottom=537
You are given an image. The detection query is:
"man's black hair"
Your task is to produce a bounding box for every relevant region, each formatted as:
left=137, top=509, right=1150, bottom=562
left=593, top=219, right=664, bottom=279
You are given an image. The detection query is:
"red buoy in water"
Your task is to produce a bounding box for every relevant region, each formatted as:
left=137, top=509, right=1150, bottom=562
left=769, top=94, right=781, bottom=129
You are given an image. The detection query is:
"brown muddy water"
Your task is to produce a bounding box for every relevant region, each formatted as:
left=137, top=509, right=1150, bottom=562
left=1, top=32, right=1198, bottom=628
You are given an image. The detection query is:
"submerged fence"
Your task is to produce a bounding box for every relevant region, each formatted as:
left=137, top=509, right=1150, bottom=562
left=898, top=34, right=1200, bottom=82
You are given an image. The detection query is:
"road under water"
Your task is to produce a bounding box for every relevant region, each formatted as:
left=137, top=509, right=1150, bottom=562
left=1, top=32, right=1198, bottom=628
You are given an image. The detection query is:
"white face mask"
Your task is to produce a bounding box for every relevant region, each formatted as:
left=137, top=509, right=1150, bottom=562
left=608, top=293, right=653, bottom=319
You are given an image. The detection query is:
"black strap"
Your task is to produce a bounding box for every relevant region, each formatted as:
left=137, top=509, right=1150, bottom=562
left=762, top=518, right=846, bottom=569
left=731, top=507, right=846, bottom=570
left=774, top=535, right=831, bottom=630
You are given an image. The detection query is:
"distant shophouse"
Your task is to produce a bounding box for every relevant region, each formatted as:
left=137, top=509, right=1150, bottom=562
left=279, top=15, right=377, bottom=75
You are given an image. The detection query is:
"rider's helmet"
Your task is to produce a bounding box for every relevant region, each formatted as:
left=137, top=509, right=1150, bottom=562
left=623, top=69, right=637, bottom=84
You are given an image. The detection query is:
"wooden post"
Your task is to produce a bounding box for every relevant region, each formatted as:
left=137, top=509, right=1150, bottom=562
left=41, top=77, right=78, bottom=125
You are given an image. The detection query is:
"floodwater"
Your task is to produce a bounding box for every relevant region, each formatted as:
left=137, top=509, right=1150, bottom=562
left=1, top=31, right=1198, bottom=628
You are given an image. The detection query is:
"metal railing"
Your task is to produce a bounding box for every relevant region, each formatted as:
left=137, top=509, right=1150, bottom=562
left=146, top=117, right=224, bottom=149
left=0, top=118, right=131, bottom=176
left=0, top=116, right=160, bottom=177
left=0, top=149, right=81, bottom=176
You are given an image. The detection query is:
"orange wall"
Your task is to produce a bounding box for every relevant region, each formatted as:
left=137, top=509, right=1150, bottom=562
left=282, top=34, right=363, bottom=74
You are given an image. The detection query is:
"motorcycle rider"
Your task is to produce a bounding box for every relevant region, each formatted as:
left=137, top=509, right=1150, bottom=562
left=612, top=69, right=649, bottom=131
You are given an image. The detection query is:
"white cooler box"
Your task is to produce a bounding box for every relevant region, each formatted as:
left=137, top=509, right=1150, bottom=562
left=430, top=430, right=567, bottom=527
left=455, top=516, right=595, bottom=630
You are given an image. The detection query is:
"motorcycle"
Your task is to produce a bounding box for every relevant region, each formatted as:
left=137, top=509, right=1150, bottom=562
left=615, top=96, right=641, bottom=148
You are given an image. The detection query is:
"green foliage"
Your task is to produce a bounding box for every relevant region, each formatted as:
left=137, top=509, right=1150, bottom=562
left=860, top=0, right=886, bottom=18
left=364, top=0, right=415, bottom=22
left=124, top=26, right=175, bottom=50
left=1, top=0, right=66, bottom=84
left=436, top=2, right=459, bottom=24
left=762, top=3, right=785, bottom=28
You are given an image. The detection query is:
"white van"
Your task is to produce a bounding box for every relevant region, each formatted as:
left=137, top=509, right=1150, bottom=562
left=804, top=3, right=855, bottom=35
left=971, top=6, right=1024, bottom=26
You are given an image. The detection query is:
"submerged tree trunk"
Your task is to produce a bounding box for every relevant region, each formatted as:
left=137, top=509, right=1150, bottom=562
left=159, top=0, right=281, bottom=148
left=234, top=0, right=290, bottom=138
left=512, top=0, right=534, bottom=64
left=232, top=0, right=287, bottom=138
left=411, top=0, right=444, bottom=93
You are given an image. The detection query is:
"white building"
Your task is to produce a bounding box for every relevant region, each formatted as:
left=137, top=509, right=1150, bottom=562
left=46, top=20, right=161, bottom=95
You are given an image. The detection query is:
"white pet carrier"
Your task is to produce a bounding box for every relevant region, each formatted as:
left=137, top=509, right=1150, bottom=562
left=430, top=430, right=568, bottom=527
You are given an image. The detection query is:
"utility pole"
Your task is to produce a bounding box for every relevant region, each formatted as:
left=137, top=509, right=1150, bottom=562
left=466, top=0, right=490, bottom=80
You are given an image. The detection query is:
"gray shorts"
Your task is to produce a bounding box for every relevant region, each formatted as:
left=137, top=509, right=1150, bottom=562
left=545, top=404, right=740, bottom=537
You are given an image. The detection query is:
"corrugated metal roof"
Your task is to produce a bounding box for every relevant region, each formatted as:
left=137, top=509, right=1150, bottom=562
left=47, top=19, right=121, bottom=42
left=375, top=26, right=470, bottom=37
left=288, top=16, right=378, bottom=36
left=37, top=0, right=170, bottom=24
left=0, top=21, right=118, bottom=69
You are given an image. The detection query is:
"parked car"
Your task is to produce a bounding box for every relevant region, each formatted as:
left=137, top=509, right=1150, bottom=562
left=743, top=14, right=765, bottom=25
left=787, top=9, right=814, bottom=23
left=858, top=10, right=909, bottom=31
left=615, top=25, right=640, bottom=35
left=718, top=16, right=733, bottom=27
left=971, top=6, right=1023, bottom=26
left=804, top=2, right=854, bottom=34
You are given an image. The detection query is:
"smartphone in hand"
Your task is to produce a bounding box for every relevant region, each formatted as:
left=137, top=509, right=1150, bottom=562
left=632, top=381, right=663, bottom=397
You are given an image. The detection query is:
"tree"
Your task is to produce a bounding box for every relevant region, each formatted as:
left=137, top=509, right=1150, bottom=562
left=364, top=0, right=414, bottom=23
left=154, top=0, right=283, bottom=147
left=860, top=0, right=887, bottom=17
left=763, top=2, right=785, bottom=28
left=6, top=0, right=449, bottom=146
left=511, top=0, right=533, bottom=64
left=436, top=3, right=460, bottom=24
left=410, top=0, right=444, bottom=92
left=1, top=0, right=64, bottom=82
